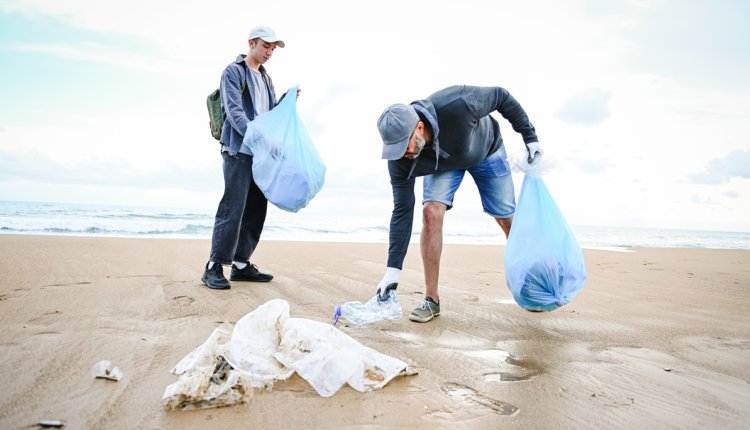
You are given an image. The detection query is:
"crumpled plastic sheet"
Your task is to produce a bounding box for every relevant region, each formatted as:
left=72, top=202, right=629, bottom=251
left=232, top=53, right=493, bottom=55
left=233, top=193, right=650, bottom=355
left=162, top=299, right=409, bottom=410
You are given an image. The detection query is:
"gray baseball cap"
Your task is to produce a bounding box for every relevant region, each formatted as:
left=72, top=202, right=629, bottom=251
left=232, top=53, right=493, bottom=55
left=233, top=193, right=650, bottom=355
left=249, top=25, right=285, bottom=48
left=377, top=103, right=419, bottom=160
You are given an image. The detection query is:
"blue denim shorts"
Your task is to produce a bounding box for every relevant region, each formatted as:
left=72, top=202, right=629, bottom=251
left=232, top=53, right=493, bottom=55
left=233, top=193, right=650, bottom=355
left=423, top=145, right=515, bottom=218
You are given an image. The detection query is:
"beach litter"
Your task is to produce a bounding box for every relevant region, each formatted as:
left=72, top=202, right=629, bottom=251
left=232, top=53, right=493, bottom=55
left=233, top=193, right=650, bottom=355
left=162, top=299, right=411, bottom=410
left=37, top=420, right=64, bottom=428
left=91, top=360, right=122, bottom=381
left=334, top=287, right=403, bottom=326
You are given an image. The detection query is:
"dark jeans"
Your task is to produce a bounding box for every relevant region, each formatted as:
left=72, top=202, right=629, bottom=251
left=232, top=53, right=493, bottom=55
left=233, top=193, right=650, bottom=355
left=209, top=152, right=268, bottom=265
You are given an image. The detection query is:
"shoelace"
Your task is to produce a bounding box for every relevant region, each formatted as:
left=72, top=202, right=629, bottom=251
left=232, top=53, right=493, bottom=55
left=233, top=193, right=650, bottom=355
left=235, top=263, right=258, bottom=272
left=417, top=299, right=435, bottom=315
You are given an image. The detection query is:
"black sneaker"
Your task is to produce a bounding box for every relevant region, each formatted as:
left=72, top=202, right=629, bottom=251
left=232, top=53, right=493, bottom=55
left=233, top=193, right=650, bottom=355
left=201, top=262, right=230, bottom=290
left=230, top=263, right=273, bottom=282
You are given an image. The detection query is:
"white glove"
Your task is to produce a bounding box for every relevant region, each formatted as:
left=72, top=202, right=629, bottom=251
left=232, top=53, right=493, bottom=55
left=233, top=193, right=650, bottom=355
left=526, top=142, right=544, bottom=164
left=376, top=267, right=401, bottom=301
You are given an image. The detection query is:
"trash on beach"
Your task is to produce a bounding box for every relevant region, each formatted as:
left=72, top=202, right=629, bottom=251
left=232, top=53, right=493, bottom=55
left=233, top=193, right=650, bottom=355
left=37, top=420, right=64, bottom=428
left=162, top=299, right=410, bottom=410
left=334, top=288, right=403, bottom=326
left=504, top=158, right=587, bottom=312
left=91, top=360, right=122, bottom=381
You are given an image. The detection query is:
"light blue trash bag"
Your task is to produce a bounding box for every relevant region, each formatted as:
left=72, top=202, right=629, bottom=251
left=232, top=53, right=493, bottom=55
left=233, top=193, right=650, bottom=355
left=242, top=86, right=326, bottom=212
left=504, top=157, right=587, bottom=312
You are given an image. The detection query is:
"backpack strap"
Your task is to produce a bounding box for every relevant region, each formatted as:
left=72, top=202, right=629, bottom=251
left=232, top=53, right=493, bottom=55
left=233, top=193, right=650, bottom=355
left=236, top=61, right=247, bottom=95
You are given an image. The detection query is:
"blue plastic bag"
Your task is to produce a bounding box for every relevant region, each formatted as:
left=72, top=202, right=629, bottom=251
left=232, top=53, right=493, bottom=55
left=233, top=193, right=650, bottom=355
left=504, top=175, right=587, bottom=311
left=243, top=86, right=326, bottom=212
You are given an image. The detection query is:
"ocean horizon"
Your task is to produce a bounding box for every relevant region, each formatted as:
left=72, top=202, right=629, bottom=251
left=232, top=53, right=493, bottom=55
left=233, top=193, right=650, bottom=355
left=1, top=200, right=749, bottom=250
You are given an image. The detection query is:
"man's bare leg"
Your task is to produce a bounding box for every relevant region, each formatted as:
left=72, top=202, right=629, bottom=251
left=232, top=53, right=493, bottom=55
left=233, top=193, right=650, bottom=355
left=495, top=215, right=513, bottom=239
left=421, top=202, right=447, bottom=303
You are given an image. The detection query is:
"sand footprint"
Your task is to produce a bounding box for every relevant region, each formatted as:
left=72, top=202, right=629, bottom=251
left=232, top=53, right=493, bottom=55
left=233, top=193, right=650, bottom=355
left=172, top=295, right=195, bottom=306
left=463, top=350, right=543, bottom=382
left=440, top=382, right=518, bottom=416
left=485, top=353, right=543, bottom=382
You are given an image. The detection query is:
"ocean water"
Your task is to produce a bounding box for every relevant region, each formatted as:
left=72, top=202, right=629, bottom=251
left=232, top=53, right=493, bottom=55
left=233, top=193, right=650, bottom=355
left=1, top=200, right=749, bottom=250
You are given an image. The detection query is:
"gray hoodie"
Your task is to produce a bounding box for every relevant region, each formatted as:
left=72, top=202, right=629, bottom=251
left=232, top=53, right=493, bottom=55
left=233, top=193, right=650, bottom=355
left=386, top=85, right=539, bottom=269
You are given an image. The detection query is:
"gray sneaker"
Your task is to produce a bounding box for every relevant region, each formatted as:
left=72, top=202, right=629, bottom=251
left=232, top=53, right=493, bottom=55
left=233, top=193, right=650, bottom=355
left=409, top=297, right=440, bottom=322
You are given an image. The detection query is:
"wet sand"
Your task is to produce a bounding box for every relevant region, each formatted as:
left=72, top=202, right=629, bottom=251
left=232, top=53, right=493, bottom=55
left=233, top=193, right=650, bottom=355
left=0, top=235, right=748, bottom=429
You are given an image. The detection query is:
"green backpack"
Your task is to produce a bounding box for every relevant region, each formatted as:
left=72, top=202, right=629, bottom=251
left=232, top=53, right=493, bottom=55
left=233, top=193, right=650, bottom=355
left=206, top=64, right=247, bottom=141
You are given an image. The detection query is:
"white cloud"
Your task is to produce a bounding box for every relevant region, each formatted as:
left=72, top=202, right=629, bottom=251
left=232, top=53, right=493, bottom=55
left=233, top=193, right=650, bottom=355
left=689, top=150, right=750, bottom=185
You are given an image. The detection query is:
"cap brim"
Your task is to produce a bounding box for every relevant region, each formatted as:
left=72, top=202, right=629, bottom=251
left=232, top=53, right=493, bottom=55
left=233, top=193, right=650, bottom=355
left=381, top=137, right=409, bottom=160
left=259, top=38, right=285, bottom=48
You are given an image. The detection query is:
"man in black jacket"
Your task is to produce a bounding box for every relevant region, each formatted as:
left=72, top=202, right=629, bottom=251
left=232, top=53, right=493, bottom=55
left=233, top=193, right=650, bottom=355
left=376, top=85, right=543, bottom=322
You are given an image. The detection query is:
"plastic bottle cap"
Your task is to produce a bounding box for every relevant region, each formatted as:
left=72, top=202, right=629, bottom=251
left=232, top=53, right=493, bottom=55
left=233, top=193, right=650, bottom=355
left=332, top=305, right=342, bottom=326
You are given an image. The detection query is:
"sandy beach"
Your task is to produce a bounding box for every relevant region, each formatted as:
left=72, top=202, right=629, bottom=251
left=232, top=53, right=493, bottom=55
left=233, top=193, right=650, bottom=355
left=0, top=234, right=748, bottom=429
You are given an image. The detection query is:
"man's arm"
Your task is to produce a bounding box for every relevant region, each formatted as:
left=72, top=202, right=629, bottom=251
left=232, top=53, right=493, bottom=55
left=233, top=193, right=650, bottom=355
left=462, top=86, right=538, bottom=144
left=386, top=164, right=416, bottom=269
left=220, top=64, right=250, bottom=136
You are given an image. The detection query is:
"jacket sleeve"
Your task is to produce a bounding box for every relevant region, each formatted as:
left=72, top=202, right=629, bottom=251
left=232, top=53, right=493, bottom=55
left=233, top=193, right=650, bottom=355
left=462, top=86, right=538, bottom=144
left=386, top=162, right=416, bottom=269
left=220, top=64, right=250, bottom=136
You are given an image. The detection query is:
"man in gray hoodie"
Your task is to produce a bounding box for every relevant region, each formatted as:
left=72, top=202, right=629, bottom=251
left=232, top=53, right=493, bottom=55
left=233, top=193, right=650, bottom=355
left=376, top=85, right=543, bottom=322
left=202, top=26, right=285, bottom=290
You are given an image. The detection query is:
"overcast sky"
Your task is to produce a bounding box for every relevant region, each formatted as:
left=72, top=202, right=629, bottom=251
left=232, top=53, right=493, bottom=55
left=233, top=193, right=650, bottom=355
left=1, top=0, right=748, bottom=232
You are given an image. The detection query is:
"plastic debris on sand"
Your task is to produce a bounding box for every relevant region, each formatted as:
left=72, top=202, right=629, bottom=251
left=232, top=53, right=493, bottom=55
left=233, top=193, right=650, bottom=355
left=162, top=299, right=410, bottom=410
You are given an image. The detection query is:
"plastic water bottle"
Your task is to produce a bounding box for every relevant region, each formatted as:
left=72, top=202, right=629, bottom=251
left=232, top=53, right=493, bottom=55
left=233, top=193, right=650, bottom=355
left=333, top=284, right=403, bottom=326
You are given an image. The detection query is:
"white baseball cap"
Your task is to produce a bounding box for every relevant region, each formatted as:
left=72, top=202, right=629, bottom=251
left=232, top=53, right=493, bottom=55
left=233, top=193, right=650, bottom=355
left=248, top=25, right=285, bottom=48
